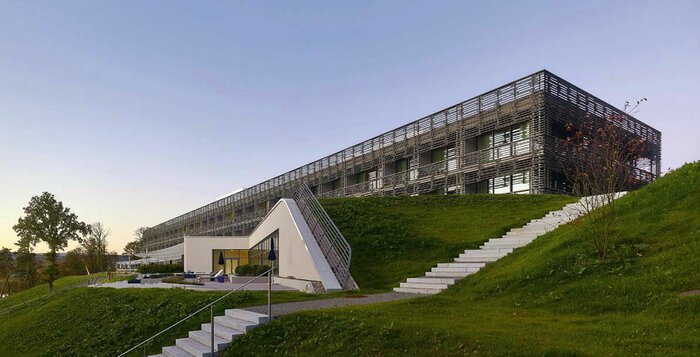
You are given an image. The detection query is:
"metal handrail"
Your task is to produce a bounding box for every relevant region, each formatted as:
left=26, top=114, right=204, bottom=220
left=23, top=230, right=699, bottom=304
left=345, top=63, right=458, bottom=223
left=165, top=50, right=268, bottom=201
left=117, top=267, right=275, bottom=357
left=293, top=183, right=358, bottom=290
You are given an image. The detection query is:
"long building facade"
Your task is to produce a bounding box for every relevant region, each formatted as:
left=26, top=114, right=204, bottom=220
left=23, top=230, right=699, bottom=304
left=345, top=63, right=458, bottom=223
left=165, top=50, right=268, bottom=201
left=142, top=70, right=661, bottom=252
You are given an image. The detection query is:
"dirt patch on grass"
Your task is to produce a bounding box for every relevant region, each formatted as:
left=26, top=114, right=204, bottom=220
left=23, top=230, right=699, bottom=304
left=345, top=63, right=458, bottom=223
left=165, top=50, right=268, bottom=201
left=679, top=290, right=700, bottom=297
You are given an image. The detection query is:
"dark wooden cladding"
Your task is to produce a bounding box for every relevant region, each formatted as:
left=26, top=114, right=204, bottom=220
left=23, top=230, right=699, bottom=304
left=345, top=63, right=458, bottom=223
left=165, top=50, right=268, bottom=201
left=142, top=71, right=661, bottom=252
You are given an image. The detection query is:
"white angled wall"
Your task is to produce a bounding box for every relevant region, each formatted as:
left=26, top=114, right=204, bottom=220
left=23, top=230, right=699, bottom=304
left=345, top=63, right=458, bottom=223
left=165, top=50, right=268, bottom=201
left=182, top=199, right=342, bottom=291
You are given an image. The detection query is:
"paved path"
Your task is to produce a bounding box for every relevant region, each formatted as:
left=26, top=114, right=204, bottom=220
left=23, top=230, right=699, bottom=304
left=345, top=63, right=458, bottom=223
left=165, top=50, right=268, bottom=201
left=93, top=280, right=295, bottom=291
left=244, top=291, right=419, bottom=316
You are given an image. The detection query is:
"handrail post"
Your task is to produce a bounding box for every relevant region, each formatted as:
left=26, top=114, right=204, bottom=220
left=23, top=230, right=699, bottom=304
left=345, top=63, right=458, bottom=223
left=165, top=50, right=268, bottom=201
left=210, top=305, right=214, bottom=356
left=143, top=341, right=147, bottom=357
left=267, top=268, right=272, bottom=320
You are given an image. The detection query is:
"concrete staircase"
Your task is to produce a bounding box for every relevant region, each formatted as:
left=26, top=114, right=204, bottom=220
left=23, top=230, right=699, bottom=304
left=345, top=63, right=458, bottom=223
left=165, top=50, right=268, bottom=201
left=394, top=193, right=624, bottom=294
left=148, top=309, right=270, bottom=357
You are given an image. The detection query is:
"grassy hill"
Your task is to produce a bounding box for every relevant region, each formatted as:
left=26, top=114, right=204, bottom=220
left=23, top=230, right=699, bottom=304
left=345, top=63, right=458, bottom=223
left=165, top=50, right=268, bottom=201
left=0, top=284, right=339, bottom=356
left=227, top=162, right=700, bottom=356
left=0, top=273, right=106, bottom=311
left=320, top=194, right=575, bottom=290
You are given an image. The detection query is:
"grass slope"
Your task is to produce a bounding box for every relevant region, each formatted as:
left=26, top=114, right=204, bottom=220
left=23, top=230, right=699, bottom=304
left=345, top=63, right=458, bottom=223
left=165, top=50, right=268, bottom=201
left=228, top=162, right=700, bottom=356
left=0, top=287, right=340, bottom=356
left=320, top=194, right=575, bottom=290
left=0, top=273, right=106, bottom=311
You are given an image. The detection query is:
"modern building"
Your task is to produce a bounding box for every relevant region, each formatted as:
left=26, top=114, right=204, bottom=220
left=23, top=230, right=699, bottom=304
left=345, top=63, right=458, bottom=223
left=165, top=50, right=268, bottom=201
left=137, top=70, right=660, bottom=291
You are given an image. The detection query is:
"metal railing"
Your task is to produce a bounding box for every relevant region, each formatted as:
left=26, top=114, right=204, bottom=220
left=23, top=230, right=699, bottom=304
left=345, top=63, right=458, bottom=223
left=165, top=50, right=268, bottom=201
left=118, top=267, right=275, bottom=357
left=293, top=183, right=358, bottom=290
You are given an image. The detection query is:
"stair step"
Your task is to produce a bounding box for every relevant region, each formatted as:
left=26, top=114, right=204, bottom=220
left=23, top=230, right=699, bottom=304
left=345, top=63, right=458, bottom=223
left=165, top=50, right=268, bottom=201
left=393, top=287, right=442, bottom=294
left=458, top=253, right=509, bottom=260
left=163, top=346, right=192, bottom=357
left=189, top=330, right=230, bottom=351
left=426, top=271, right=475, bottom=277
left=480, top=243, right=527, bottom=249
left=406, top=277, right=456, bottom=284
left=485, top=239, right=533, bottom=246
left=214, top=315, right=256, bottom=332
left=485, top=239, right=530, bottom=245
left=400, top=282, right=449, bottom=289
left=454, top=256, right=499, bottom=263
left=225, top=309, right=269, bottom=324
left=503, top=232, right=540, bottom=237
left=436, top=262, right=486, bottom=268
left=201, top=323, right=245, bottom=341
left=431, top=267, right=481, bottom=273
left=176, top=338, right=212, bottom=357
left=462, top=248, right=513, bottom=256
left=488, top=237, right=535, bottom=243
left=148, top=354, right=166, bottom=357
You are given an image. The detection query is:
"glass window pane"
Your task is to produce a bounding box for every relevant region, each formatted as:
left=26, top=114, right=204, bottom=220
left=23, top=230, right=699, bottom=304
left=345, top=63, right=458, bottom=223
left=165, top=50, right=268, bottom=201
left=493, top=127, right=510, bottom=146
left=512, top=171, right=531, bottom=193
left=493, top=175, right=510, bottom=194
left=477, top=133, right=493, bottom=150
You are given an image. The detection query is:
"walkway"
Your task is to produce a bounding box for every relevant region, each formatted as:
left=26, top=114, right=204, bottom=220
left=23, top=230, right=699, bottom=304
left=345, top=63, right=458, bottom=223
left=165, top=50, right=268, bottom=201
left=244, top=291, right=418, bottom=317
left=93, top=279, right=295, bottom=292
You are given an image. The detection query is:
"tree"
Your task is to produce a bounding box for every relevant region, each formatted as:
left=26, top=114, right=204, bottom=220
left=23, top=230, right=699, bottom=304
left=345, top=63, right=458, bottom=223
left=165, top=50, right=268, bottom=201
left=123, top=226, right=148, bottom=264
left=13, top=249, right=38, bottom=290
left=80, top=222, right=110, bottom=273
left=123, top=240, right=143, bottom=260
left=13, top=192, right=89, bottom=289
left=562, top=112, right=647, bottom=259
left=61, top=247, right=88, bottom=277
left=133, top=226, right=148, bottom=242
left=15, top=234, right=38, bottom=289
left=0, top=247, right=14, bottom=297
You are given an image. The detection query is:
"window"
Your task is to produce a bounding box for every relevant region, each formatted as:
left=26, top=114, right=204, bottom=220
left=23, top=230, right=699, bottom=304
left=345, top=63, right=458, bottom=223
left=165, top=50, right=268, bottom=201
left=431, top=148, right=446, bottom=163
left=476, top=121, right=532, bottom=161
left=479, top=171, right=531, bottom=194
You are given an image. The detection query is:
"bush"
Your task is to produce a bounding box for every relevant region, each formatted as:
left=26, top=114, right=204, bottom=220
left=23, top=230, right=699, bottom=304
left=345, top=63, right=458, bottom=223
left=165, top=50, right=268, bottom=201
left=137, top=263, right=182, bottom=274
left=235, top=264, right=253, bottom=276
left=235, top=264, right=271, bottom=276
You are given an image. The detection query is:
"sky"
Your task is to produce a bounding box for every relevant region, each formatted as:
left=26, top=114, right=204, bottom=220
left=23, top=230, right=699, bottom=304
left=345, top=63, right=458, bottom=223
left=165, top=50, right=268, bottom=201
left=1, top=1, right=698, bottom=254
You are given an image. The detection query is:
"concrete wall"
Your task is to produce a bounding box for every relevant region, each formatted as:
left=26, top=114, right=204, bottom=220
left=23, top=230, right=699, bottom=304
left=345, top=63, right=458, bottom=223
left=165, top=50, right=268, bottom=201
left=248, top=199, right=342, bottom=291
left=183, top=236, right=248, bottom=274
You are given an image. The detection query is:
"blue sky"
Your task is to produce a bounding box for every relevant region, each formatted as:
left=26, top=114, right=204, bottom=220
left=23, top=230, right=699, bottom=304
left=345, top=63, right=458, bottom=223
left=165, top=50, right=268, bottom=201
left=1, top=1, right=698, bottom=253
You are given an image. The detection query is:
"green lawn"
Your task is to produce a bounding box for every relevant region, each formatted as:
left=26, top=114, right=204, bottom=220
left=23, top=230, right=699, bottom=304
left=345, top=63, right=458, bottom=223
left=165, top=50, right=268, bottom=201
left=227, top=162, right=700, bottom=356
left=320, top=194, right=575, bottom=290
left=0, top=273, right=106, bottom=311
left=0, top=286, right=346, bottom=357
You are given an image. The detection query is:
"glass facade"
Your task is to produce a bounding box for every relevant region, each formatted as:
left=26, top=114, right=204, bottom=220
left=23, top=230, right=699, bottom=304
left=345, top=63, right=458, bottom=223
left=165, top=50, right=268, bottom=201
left=477, top=121, right=531, bottom=161
left=212, top=249, right=249, bottom=274
left=356, top=169, right=379, bottom=189
left=212, top=231, right=279, bottom=275
left=479, top=171, right=531, bottom=194
left=248, top=230, right=279, bottom=274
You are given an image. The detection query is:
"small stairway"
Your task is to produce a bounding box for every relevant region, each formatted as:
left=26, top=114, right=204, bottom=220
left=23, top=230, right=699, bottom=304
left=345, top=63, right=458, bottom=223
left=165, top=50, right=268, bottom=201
left=149, top=309, right=269, bottom=357
left=394, top=194, right=624, bottom=294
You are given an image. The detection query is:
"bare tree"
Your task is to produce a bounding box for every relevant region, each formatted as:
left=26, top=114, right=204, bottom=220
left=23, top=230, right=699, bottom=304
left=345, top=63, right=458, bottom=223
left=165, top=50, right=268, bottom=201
left=80, top=222, right=111, bottom=273
left=123, top=226, right=148, bottom=266
left=562, top=110, right=647, bottom=259
left=133, top=226, right=148, bottom=242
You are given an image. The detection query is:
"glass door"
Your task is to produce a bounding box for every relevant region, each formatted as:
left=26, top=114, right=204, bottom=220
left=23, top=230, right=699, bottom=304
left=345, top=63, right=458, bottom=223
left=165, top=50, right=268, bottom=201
left=225, top=258, right=240, bottom=275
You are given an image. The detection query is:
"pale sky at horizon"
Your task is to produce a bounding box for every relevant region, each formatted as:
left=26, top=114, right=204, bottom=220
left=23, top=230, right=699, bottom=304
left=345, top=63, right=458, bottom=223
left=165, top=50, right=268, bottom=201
left=1, top=1, right=698, bottom=254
